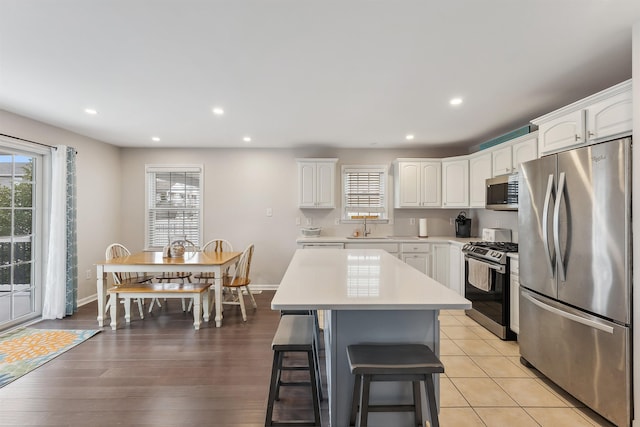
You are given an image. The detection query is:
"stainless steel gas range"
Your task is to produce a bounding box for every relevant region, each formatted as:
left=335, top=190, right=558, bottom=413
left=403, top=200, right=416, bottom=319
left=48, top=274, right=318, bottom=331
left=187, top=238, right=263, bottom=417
left=462, top=241, right=518, bottom=340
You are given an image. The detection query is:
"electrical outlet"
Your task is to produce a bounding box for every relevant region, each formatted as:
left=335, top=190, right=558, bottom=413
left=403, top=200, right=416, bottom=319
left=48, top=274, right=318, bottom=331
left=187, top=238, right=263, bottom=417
left=295, top=217, right=301, bottom=225
left=409, top=218, right=415, bottom=225
left=306, top=218, right=312, bottom=225
left=266, top=207, right=273, bottom=217
left=85, top=269, right=91, bottom=280
left=334, top=218, right=340, bottom=225
left=449, top=218, right=454, bottom=225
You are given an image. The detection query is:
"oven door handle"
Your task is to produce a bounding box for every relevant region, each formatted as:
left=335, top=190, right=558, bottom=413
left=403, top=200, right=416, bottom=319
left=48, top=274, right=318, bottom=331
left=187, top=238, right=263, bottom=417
left=464, top=255, right=506, bottom=274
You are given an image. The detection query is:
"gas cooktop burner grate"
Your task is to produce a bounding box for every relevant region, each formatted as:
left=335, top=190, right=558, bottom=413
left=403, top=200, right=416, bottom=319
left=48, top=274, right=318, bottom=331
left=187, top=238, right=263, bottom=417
left=468, top=241, right=518, bottom=253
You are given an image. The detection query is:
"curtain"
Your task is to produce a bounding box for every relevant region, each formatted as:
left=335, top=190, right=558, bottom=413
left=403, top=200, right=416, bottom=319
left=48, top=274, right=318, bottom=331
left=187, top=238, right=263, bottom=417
left=42, top=146, right=77, bottom=319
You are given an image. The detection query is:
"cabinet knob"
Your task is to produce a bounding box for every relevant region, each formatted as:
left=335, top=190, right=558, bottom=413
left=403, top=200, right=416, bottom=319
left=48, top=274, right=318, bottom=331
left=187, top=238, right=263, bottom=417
left=574, top=134, right=581, bottom=141
left=588, top=131, right=595, bottom=138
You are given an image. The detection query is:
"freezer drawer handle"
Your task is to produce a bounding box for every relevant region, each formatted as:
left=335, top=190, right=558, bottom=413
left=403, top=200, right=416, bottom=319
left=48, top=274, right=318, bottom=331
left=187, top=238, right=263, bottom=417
left=522, top=292, right=614, bottom=334
left=553, top=172, right=567, bottom=282
left=542, top=174, right=555, bottom=277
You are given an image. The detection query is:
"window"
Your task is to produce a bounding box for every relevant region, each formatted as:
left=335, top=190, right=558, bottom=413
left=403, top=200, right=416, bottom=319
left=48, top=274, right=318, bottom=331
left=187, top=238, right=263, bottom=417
left=342, top=165, right=389, bottom=221
left=145, top=165, right=203, bottom=249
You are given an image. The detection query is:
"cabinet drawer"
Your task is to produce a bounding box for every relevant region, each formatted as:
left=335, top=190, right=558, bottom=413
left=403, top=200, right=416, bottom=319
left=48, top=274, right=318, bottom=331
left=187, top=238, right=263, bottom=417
left=400, top=243, right=430, bottom=253
left=344, top=243, right=399, bottom=253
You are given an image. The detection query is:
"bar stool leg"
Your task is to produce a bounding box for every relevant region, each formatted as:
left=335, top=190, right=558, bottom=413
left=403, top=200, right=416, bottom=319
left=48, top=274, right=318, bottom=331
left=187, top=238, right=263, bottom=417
left=349, top=374, right=362, bottom=427
left=425, top=374, right=440, bottom=427
left=360, top=374, right=372, bottom=427
left=307, top=348, right=321, bottom=426
left=264, top=350, right=281, bottom=427
left=413, top=380, right=423, bottom=427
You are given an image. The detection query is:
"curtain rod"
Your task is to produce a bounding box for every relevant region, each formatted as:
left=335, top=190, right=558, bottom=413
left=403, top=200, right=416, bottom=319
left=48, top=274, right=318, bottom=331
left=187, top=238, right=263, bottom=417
left=0, top=132, right=57, bottom=149
left=0, top=133, right=77, bottom=154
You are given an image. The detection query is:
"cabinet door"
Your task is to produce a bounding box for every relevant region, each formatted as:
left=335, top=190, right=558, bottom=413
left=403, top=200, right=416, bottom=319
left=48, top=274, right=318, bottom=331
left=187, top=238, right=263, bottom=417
left=420, top=161, right=442, bottom=207
left=538, top=110, right=585, bottom=156
left=512, top=137, right=537, bottom=173
left=396, top=162, right=421, bottom=207
left=448, top=245, right=464, bottom=296
left=491, top=145, right=513, bottom=177
left=315, top=162, right=336, bottom=208
left=402, top=253, right=430, bottom=275
left=442, top=159, right=469, bottom=208
left=469, top=153, right=492, bottom=208
left=431, top=243, right=449, bottom=287
left=587, top=90, right=633, bottom=142
left=298, top=162, right=317, bottom=207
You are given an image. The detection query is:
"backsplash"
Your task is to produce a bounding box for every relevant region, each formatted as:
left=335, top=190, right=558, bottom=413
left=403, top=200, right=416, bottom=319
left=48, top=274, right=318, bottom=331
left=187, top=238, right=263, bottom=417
left=298, top=208, right=518, bottom=242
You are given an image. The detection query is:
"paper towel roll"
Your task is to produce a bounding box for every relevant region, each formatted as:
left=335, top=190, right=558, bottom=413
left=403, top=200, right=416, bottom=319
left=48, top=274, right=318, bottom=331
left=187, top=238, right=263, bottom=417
left=419, top=218, right=428, bottom=237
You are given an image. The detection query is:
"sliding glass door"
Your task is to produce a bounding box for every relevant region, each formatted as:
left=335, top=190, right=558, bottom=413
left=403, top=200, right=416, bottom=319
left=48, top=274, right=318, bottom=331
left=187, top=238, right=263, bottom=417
left=0, top=148, right=43, bottom=329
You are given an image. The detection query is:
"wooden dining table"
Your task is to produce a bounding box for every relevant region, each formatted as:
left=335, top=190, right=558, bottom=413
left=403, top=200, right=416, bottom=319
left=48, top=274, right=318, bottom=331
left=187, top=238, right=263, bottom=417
left=96, top=250, right=242, bottom=328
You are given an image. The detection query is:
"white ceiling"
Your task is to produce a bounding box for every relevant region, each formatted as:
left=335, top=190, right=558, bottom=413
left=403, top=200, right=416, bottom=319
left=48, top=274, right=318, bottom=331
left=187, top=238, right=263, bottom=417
left=1, top=1, right=639, bottom=150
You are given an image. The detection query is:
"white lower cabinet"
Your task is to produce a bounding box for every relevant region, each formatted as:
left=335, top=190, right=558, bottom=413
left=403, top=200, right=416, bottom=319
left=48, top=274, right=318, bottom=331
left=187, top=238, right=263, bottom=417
left=509, top=258, right=519, bottom=335
left=448, top=244, right=465, bottom=296
left=431, top=243, right=449, bottom=288
left=401, top=243, right=431, bottom=276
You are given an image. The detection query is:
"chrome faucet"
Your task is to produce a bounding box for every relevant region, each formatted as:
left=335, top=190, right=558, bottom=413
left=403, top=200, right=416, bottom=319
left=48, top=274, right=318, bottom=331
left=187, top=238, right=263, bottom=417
left=363, top=216, right=371, bottom=236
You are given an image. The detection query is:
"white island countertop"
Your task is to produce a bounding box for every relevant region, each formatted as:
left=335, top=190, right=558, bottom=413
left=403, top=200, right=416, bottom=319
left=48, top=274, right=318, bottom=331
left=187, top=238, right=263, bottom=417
left=271, top=248, right=471, bottom=311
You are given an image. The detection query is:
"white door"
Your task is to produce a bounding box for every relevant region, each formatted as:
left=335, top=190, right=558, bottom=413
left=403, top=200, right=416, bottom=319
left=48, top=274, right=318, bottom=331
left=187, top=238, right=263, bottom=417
left=0, top=150, right=43, bottom=329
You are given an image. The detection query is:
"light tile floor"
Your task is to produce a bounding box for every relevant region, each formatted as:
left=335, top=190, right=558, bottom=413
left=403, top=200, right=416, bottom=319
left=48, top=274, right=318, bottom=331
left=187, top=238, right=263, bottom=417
left=438, top=309, right=616, bottom=427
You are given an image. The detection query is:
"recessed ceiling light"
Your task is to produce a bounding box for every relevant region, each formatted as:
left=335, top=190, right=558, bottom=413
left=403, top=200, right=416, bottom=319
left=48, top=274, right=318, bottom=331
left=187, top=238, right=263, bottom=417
left=212, top=107, right=225, bottom=116
left=151, top=137, right=160, bottom=142
left=243, top=136, right=251, bottom=142
left=84, top=108, right=97, bottom=115
left=450, top=97, right=463, bottom=106
left=405, top=134, right=415, bottom=141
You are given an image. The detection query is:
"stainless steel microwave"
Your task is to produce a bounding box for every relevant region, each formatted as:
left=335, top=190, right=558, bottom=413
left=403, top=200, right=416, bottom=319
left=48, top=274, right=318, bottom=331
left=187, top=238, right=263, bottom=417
left=486, top=174, right=518, bottom=211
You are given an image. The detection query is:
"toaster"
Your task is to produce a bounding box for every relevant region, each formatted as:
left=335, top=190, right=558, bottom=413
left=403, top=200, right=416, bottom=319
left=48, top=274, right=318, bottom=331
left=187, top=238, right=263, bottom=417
left=482, top=228, right=512, bottom=242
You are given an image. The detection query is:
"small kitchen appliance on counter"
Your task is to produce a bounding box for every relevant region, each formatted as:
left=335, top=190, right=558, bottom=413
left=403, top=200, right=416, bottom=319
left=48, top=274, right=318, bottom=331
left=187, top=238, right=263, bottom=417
left=454, top=211, right=471, bottom=238
left=482, top=228, right=512, bottom=242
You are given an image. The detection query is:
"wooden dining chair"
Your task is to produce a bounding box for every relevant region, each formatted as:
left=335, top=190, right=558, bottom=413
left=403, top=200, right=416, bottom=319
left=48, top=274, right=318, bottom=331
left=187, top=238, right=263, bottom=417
left=105, top=243, right=155, bottom=318
left=222, top=243, right=257, bottom=321
left=155, top=239, right=199, bottom=311
left=193, top=238, right=234, bottom=283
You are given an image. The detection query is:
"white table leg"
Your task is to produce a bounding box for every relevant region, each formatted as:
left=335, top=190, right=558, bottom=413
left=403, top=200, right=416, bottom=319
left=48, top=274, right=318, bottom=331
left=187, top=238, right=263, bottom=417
left=214, top=271, right=223, bottom=327
left=203, top=291, right=210, bottom=323
left=97, top=266, right=106, bottom=327
left=109, top=292, right=118, bottom=330
left=193, top=293, right=202, bottom=330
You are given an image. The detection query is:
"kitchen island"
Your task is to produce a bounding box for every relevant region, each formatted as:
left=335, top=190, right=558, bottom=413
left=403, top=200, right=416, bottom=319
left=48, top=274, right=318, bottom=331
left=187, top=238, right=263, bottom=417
left=271, top=248, right=471, bottom=427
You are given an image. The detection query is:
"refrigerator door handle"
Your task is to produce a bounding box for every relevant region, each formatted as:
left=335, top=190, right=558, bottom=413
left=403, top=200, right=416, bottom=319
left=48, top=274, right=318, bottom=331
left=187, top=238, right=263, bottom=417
left=542, top=174, right=555, bottom=277
left=553, top=172, right=566, bottom=282
left=522, top=291, right=614, bottom=334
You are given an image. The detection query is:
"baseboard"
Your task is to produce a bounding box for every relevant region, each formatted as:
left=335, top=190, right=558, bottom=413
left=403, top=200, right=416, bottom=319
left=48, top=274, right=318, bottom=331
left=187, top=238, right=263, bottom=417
left=78, top=294, right=98, bottom=307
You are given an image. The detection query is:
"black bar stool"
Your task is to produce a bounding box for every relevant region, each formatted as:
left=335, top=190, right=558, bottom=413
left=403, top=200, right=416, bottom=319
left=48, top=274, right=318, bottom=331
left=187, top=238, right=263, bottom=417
left=265, top=315, right=321, bottom=426
left=347, top=343, right=444, bottom=427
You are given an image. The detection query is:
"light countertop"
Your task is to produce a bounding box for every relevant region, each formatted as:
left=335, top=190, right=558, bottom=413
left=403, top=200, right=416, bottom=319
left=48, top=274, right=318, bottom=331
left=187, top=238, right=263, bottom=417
left=296, top=235, right=483, bottom=246
left=271, top=248, right=471, bottom=311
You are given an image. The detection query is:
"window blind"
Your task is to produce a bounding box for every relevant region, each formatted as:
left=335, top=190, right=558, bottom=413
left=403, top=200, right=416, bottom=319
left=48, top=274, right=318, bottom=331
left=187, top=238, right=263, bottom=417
left=343, top=167, right=387, bottom=220
left=145, top=166, right=202, bottom=249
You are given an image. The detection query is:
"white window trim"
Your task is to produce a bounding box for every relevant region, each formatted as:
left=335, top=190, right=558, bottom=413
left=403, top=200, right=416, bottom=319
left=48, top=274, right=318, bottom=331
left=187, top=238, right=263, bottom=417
left=144, top=164, right=204, bottom=250
left=341, top=164, right=391, bottom=224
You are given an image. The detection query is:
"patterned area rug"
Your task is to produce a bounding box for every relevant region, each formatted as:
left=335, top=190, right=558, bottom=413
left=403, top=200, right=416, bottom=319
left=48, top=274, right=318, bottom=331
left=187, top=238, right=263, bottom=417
left=0, top=328, right=100, bottom=387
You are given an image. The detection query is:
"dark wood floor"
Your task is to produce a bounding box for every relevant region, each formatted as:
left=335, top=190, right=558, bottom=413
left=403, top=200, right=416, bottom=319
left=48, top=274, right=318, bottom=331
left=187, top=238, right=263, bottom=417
left=0, top=291, right=328, bottom=427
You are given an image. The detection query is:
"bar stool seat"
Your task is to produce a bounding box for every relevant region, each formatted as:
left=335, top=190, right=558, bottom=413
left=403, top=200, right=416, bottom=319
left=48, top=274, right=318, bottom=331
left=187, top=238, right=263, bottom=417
left=265, top=315, right=321, bottom=427
left=347, top=343, right=444, bottom=427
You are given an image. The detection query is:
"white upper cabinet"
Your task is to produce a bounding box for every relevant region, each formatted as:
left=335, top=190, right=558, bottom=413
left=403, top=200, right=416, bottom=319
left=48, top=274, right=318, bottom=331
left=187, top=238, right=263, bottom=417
left=394, top=159, right=441, bottom=208
left=297, top=158, right=338, bottom=208
left=533, top=80, right=631, bottom=157
left=491, top=133, right=538, bottom=176
left=442, top=157, right=469, bottom=208
left=469, top=152, right=492, bottom=208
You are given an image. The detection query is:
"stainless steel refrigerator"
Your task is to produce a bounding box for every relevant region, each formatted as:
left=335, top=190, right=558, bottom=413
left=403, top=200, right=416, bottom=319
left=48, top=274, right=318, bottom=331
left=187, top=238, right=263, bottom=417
left=518, top=137, right=632, bottom=427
